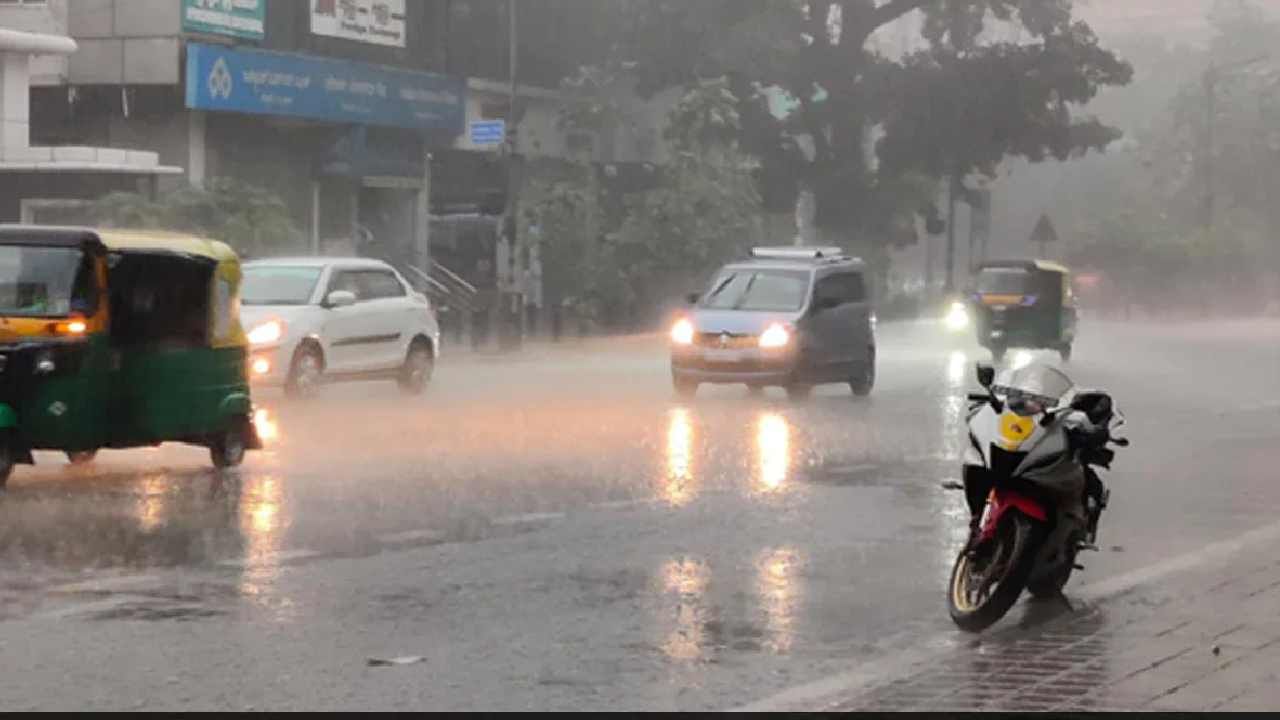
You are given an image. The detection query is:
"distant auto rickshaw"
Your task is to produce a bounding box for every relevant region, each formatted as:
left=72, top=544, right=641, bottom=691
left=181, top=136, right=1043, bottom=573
left=0, top=226, right=263, bottom=487
left=970, top=259, right=1078, bottom=363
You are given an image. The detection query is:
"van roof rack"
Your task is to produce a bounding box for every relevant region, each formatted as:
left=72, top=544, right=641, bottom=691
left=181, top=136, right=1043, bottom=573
left=750, top=246, right=846, bottom=261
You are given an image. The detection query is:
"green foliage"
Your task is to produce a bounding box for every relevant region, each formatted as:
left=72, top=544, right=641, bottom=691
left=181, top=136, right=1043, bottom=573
left=530, top=79, right=764, bottom=328
left=90, top=178, right=300, bottom=258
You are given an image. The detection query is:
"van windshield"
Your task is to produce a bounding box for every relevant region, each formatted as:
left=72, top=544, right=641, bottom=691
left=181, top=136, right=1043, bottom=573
left=701, top=269, right=810, bottom=312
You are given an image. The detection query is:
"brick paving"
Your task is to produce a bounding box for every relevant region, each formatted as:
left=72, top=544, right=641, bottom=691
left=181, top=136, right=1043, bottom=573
left=828, top=555, right=1280, bottom=712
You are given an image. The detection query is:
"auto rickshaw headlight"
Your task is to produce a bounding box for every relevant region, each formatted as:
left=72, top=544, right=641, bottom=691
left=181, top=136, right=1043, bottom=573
left=248, top=320, right=285, bottom=346
left=945, top=302, right=970, bottom=332
left=35, top=351, right=56, bottom=375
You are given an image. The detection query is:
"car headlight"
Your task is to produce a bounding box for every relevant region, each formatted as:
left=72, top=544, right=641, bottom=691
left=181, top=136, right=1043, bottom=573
left=248, top=320, right=285, bottom=346
left=945, top=302, right=970, bottom=332
left=671, top=318, right=695, bottom=346
left=759, top=323, right=791, bottom=349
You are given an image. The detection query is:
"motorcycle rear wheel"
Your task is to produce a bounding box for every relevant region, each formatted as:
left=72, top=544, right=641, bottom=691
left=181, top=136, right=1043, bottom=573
left=948, top=511, right=1045, bottom=633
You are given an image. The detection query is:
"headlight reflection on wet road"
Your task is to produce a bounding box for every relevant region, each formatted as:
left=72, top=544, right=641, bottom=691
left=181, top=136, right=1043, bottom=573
left=757, top=413, right=791, bottom=493
left=664, top=409, right=697, bottom=506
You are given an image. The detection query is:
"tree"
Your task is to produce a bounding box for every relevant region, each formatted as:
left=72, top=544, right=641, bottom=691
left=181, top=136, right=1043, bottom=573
left=90, top=178, right=300, bottom=258
left=562, top=1, right=1132, bottom=272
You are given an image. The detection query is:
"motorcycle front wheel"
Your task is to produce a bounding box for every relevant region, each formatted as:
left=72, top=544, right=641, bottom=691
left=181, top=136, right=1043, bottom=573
left=948, top=511, right=1046, bottom=633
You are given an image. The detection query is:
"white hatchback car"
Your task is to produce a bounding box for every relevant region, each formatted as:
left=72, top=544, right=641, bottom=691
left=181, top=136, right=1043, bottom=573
left=241, top=257, right=440, bottom=397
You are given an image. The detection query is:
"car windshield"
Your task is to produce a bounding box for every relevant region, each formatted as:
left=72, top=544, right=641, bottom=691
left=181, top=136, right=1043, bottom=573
left=242, top=266, right=324, bottom=306
left=977, top=268, right=1033, bottom=295
left=0, top=245, right=95, bottom=318
left=701, top=269, right=810, bottom=312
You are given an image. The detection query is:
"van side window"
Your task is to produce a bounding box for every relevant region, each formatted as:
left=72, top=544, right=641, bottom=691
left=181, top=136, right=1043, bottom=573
left=815, top=272, right=866, bottom=306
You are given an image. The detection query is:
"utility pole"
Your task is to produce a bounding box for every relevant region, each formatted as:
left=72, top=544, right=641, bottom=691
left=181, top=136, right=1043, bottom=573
left=499, top=0, right=523, bottom=350
left=945, top=173, right=959, bottom=294
left=1203, top=64, right=1217, bottom=235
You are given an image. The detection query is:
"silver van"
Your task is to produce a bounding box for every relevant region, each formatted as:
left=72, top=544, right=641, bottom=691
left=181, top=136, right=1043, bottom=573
left=670, top=247, right=876, bottom=399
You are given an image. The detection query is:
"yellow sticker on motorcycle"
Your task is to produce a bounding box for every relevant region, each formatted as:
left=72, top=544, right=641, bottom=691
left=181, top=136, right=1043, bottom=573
left=999, top=412, right=1036, bottom=450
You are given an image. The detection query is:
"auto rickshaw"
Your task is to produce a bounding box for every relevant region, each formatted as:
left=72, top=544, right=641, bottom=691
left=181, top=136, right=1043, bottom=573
left=0, top=226, right=263, bottom=487
left=970, top=259, right=1078, bottom=363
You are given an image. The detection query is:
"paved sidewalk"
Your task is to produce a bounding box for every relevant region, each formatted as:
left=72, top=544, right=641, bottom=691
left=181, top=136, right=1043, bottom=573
left=826, top=552, right=1280, bottom=712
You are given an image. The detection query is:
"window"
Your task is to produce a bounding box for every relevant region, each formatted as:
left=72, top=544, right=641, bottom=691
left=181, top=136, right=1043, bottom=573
left=327, top=270, right=365, bottom=301
left=361, top=270, right=407, bottom=300
left=0, top=245, right=95, bottom=318
left=977, top=268, right=1031, bottom=294
left=242, top=266, right=323, bottom=306
left=814, top=272, right=866, bottom=307
left=701, top=270, right=810, bottom=312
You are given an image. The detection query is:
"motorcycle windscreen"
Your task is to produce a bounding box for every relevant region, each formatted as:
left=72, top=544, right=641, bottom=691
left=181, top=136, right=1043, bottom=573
left=994, top=364, right=1074, bottom=408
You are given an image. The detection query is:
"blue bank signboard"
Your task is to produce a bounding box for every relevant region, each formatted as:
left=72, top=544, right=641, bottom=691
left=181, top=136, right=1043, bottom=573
left=185, top=43, right=466, bottom=134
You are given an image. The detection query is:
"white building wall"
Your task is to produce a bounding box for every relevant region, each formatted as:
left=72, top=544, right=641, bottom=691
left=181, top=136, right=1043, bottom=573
left=0, top=0, right=69, bottom=85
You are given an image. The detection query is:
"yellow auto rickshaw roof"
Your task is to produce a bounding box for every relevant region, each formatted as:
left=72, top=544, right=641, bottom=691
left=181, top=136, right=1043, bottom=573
left=1033, top=260, right=1070, bottom=275
left=96, top=229, right=239, bottom=263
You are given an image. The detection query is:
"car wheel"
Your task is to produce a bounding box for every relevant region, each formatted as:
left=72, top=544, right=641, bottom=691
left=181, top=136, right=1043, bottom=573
left=850, top=346, right=876, bottom=397
left=67, top=450, right=98, bottom=466
left=210, top=419, right=248, bottom=469
left=399, top=341, right=435, bottom=396
left=285, top=345, right=324, bottom=399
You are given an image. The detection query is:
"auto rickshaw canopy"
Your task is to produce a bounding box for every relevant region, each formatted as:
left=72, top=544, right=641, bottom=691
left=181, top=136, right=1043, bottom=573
left=0, top=225, right=247, bottom=349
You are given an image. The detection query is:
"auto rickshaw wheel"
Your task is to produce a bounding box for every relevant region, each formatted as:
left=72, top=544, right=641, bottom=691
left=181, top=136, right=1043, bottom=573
left=67, top=451, right=98, bottom=466
left=211, top=419, right=248, bottom=469
left=0, top=441, right=12, bottom=489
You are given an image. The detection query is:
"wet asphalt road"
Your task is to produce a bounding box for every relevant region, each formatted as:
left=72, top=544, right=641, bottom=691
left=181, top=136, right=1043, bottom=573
left=1, top=319, right=1279, bottom=710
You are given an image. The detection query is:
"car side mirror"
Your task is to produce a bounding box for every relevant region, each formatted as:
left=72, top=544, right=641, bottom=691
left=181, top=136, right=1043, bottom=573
left=325, top=290, right=357, bottom=308
left=976, top=363, right=995, bottom=389
left=685, top=293, right=700, bottom=306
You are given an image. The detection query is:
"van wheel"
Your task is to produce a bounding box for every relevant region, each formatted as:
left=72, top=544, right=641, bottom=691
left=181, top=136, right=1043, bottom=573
left=67, top=450, right=98, bottom=465
left=399, top=341, right=435, bottom=396
left=850, top=347, right=876, bottom=397
left=674, top=376, right=698, bottom=400
left=211, top=419, right=248, bottom=469
left=786, top=384, right=813, bottom=402
left=285, top=345, right=324, bottom=399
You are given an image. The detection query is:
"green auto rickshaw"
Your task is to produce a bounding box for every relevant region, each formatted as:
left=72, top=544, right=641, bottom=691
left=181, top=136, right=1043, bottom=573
left=0, top=226, right=264, bottom=487
left=970, top=259, right=1079, bottom=363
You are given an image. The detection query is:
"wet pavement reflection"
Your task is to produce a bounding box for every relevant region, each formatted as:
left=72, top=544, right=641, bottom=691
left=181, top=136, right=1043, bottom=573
left=4, top=320, right=1280, bottom=710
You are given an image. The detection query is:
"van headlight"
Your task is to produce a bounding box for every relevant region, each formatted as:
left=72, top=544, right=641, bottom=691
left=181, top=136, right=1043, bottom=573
left=248, top=320, right=285, bottom=346
left=671, top=318, right=695, bottom=346
left=759, top=324, right=792, bottom=349
left=945, top=302, right=970, bottom=332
